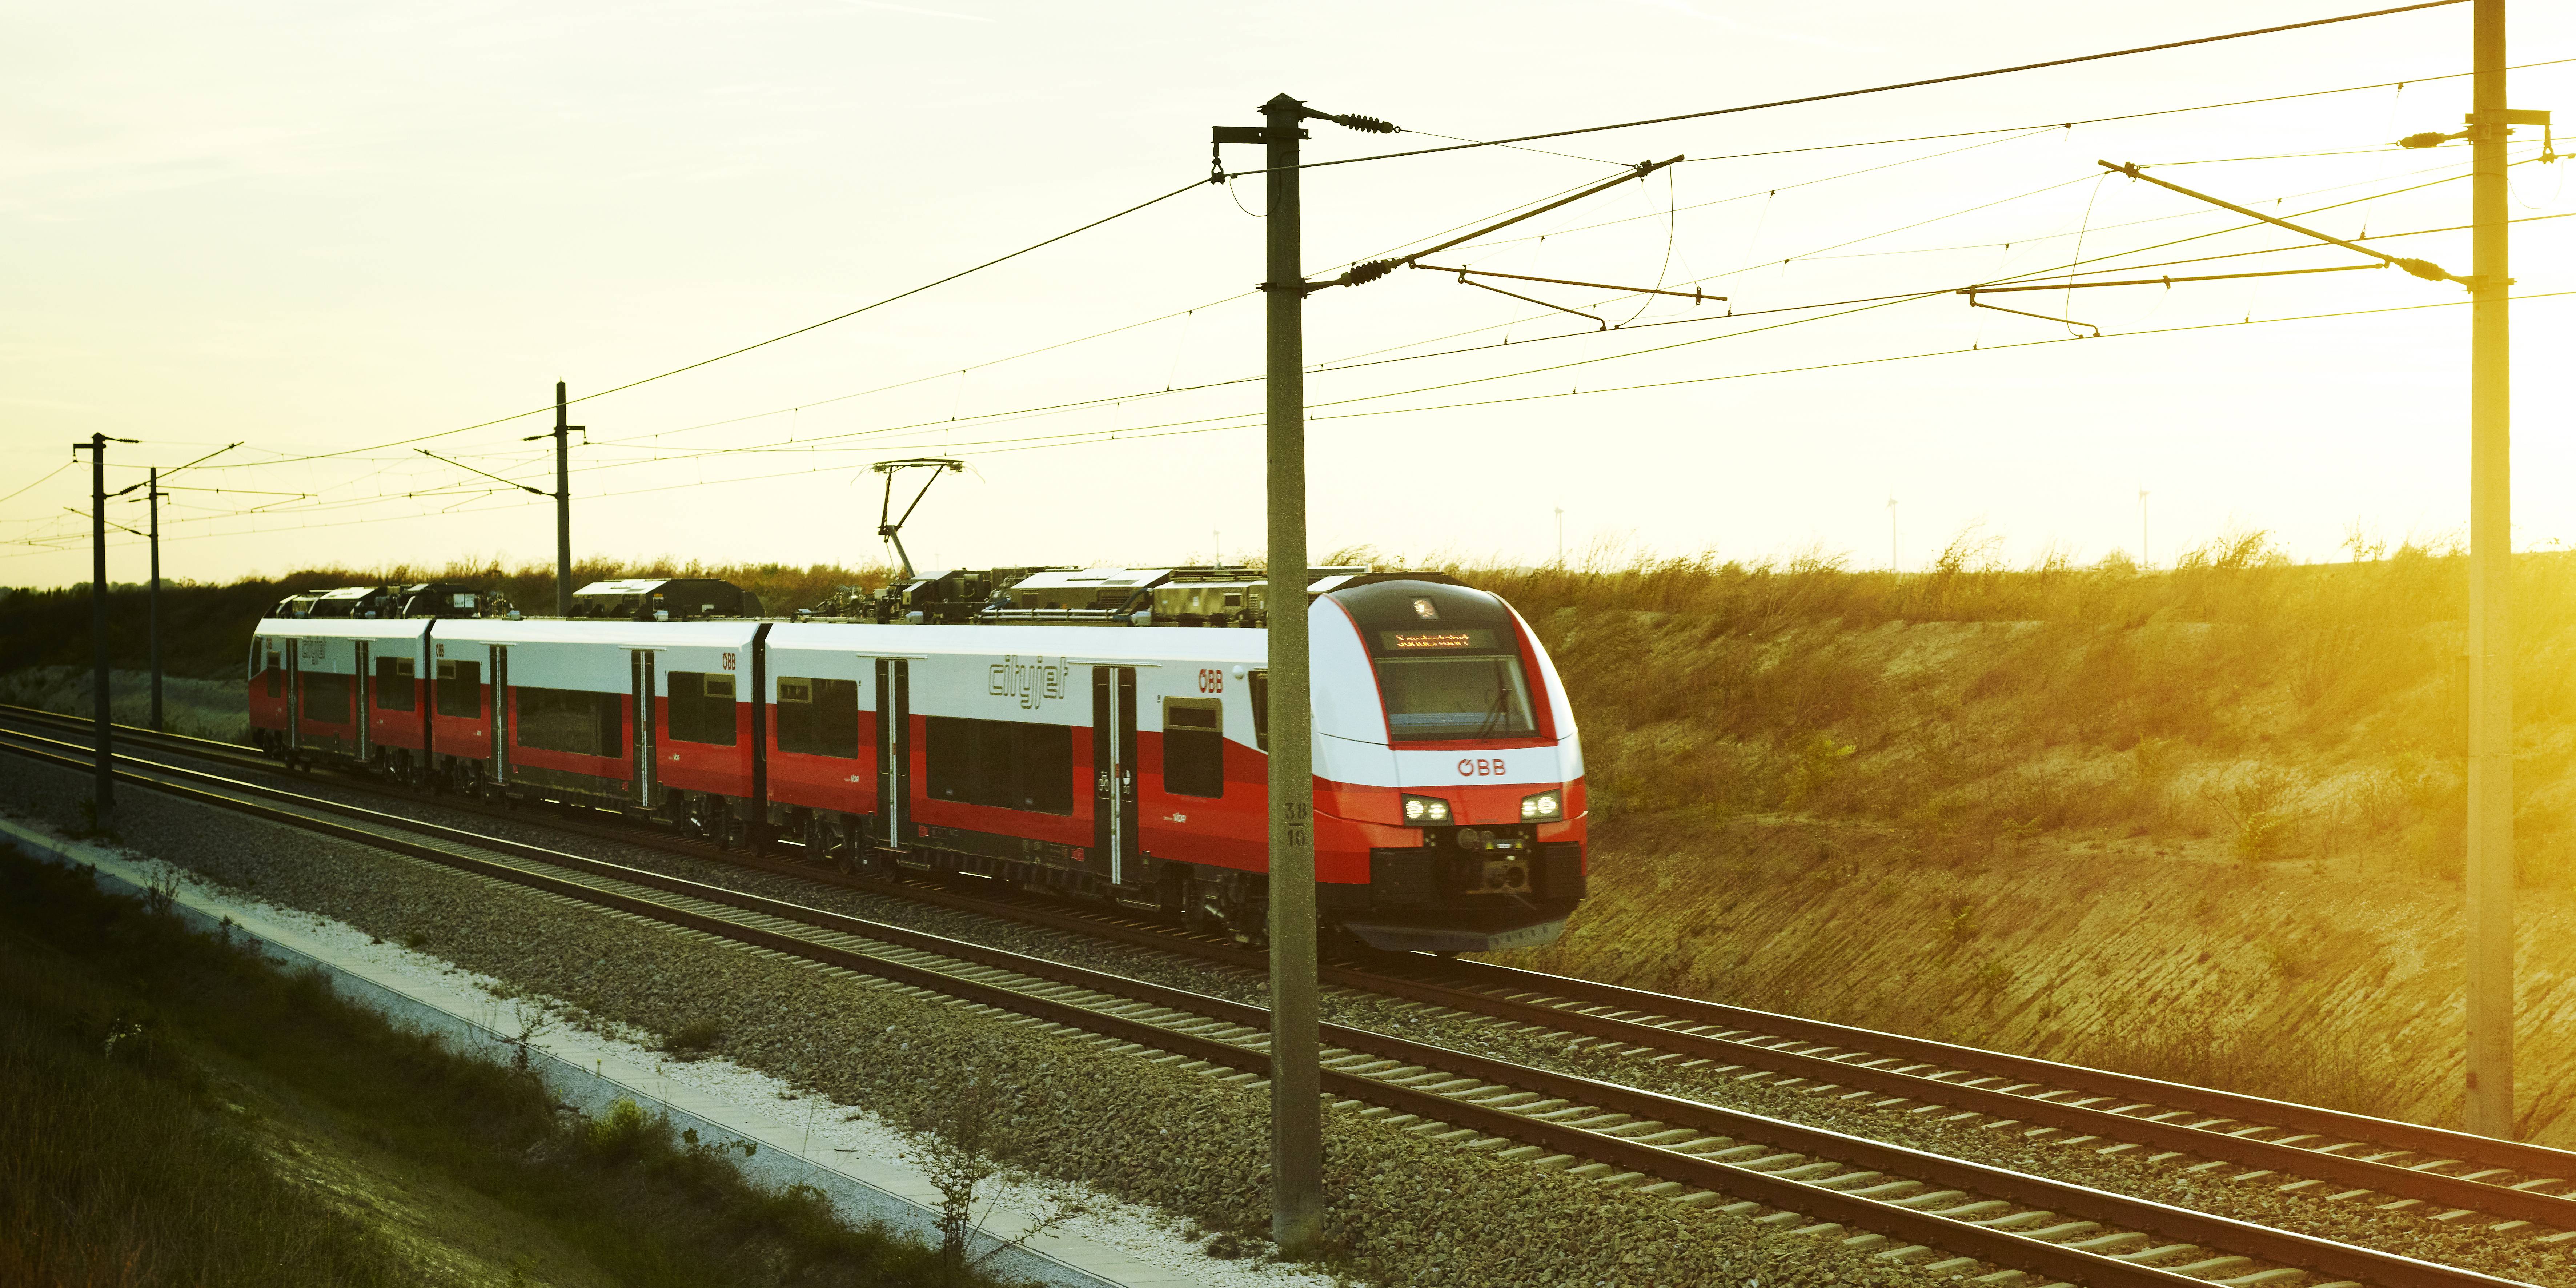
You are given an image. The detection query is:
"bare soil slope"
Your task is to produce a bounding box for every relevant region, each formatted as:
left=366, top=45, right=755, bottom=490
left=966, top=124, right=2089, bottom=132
left=1462, top=535, right=2576, bottom=1143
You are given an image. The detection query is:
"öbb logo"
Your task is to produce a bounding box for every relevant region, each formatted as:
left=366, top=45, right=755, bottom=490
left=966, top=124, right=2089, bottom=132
left=1198, top=669, right=1224, bottom=694
left=1457, top=758, right=1508, bottom=778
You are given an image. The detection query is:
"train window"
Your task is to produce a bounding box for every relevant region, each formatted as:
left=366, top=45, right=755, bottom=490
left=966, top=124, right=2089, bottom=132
left=969, top=722, right=1014, bottom=805
left=373, top=656, right=416, bottom=712
left=1248, top=671, right=1268, bottom=751
left=776, top=676, right=859, bottom=759
left=434, top=659, right=482, bottom=718
left=925, top=717, right=968, bottom=797
left=265, top=643, right=282, bottom=698
left=1162, top=698, right=1224, bottom=798
left=1375, top=655, right=1536, bottom=740
left=665, top=671, right=739, bottom=746
left=515, top=686, right=623, bottom=758
left=299, top=671, right=353, bottom=725
left=1026, top=725, right=1074, bottom=813
left=924, top=717, right=1072, bottom=815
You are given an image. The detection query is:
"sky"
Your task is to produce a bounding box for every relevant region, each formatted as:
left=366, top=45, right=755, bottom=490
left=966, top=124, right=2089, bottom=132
left=4, top=0, right=2573, bottom=588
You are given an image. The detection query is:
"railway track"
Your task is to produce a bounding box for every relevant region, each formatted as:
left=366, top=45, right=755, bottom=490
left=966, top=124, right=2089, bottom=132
left=16, top=705, right=2576, bottom=1237
left=0, top=717, right=2557, bottom=1288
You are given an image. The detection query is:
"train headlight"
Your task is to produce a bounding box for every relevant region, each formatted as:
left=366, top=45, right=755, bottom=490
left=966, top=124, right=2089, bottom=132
left=1402, top=794, right=1452, bottom=824
left=1520, top=791, right=1562, bottom=820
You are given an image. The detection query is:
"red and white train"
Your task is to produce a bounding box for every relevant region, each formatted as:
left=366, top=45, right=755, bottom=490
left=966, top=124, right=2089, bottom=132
left=248, top=569, right=1585, bottom=953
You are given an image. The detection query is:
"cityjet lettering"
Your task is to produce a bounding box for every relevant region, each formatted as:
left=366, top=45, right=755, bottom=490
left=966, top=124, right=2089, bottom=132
left=989, top=656, right=1071, bottom=710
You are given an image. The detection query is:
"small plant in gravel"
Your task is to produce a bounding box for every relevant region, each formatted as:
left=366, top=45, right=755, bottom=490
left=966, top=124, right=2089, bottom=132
left=663, top=1015, right=726, bottom=1059
left=898, top=1072, right=1095, bottom=1272
left=143, top=861, right=182, bottom=915
left=496, top=994, right=557, bottom=1075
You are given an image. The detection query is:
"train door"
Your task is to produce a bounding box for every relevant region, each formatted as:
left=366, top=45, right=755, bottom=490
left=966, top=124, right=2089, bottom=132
left=418, top=629, right=437, bottom=763
left=874, top=658, right=909, bottom=850
left=285, top=638, right=304, bottom=754
left=631, top=649, right=657, bottom=807
left=1090, top=666, right=1139, bottom=885
left=353, top=642, right=372, bottom=761
left=490, top=645, right=510, bottom=783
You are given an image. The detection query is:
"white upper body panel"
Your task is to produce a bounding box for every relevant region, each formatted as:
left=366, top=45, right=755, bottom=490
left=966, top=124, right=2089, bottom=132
left=768, top=622, right=1270, bottom=732
left=255, top=618, right=432, bottom=643
left=430, top=619, right=761, bottom=694
left=253, top=619, right=429, bottom=676
left=764, top=622, right=1270, bottom=667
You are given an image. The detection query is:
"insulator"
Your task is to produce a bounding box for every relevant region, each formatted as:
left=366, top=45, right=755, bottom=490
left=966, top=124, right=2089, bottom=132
left=1339, top=259, right=1399, bottom=288
left=1331, top=113, right=1400, bottom=135
left=2394, top=132, right=2453, bottom=149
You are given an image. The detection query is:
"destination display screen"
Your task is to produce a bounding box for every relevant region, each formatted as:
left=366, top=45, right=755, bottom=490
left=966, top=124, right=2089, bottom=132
left=1380, top=629, right=1498, bottom=651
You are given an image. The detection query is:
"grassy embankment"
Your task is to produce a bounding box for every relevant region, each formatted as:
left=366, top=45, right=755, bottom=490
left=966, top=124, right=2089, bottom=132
left=0, top=842, right=976, bottom=1287
left=1453, top=532, right=2576, bottom=1143
left=11, top=538, right=2574, bottom=1140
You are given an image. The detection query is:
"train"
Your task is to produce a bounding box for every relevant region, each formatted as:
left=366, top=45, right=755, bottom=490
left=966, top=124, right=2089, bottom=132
left=246, top=566, right=1586, bottom=954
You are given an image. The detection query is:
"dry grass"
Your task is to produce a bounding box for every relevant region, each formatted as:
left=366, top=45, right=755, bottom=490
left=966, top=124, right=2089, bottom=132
left=1405, top=529, right=2576, bottom=890
left=0, top=666, right=249, bottom=741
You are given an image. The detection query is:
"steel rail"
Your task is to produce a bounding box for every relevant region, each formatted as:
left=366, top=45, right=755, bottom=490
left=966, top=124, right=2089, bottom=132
left=1338, top=963, right=2576, bottom=1227
left=1428, top=955, right=2576, bottom=1190
left=11, top=706, right=2574, bottom=1226
left=0, top=726, right=2547, bottom=1288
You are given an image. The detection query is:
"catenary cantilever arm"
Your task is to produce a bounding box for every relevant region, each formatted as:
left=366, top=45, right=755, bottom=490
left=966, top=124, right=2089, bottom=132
left=2099, top=160, right=2462, bottom=286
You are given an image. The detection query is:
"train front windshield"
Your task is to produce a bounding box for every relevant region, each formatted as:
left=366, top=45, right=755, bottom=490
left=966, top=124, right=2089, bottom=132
left=1375, top=654, right=1536, bottom=740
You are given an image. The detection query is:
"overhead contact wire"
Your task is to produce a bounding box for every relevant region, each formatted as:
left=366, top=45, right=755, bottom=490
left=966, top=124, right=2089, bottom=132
left=194, top=175, right=1213, bottom=470
left=1226, top=1, right=2476, bottom=176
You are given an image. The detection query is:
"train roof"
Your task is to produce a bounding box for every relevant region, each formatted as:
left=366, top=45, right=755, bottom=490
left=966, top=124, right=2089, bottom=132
left=430, top=618, right=765, bottom=648
left=573, top=577, right=734, bottom=595
left=765, top=621, right=1271, bottom=664
left=254, top=617, right=429, bottom=641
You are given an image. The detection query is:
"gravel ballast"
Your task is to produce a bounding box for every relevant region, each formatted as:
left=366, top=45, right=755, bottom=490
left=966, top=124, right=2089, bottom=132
left=3, top=756, right=1951, bottom=1288
left=101, top=738, right=2576, bottom=1288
